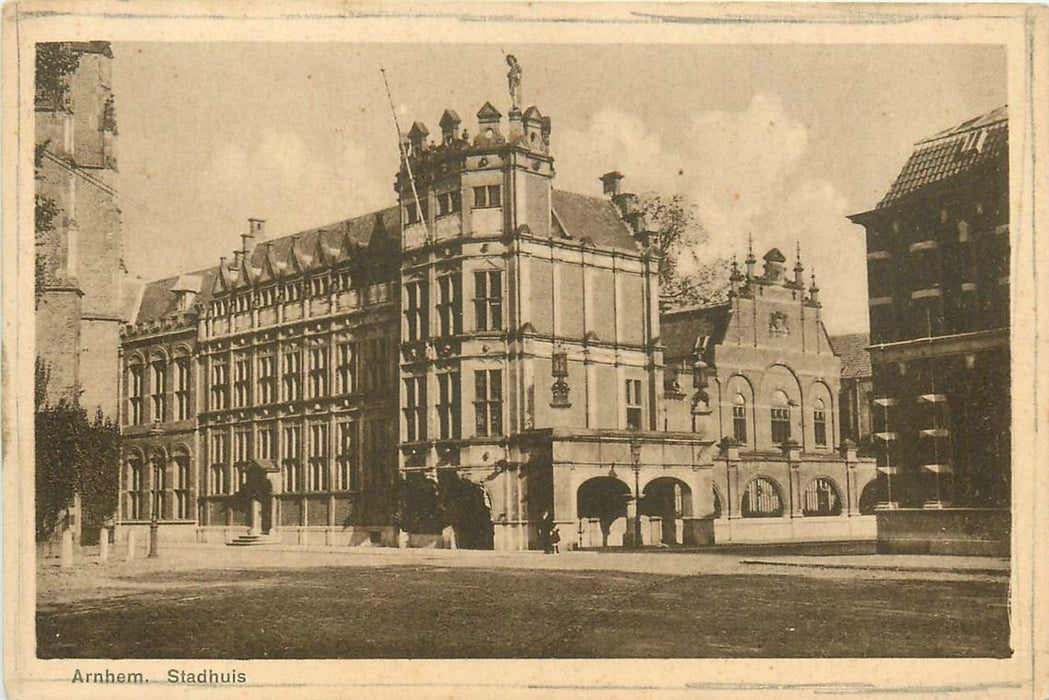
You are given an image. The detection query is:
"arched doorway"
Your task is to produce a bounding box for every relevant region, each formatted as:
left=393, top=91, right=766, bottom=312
left=576, top=477, right=630, bottom=547
left=858, top=478, right=884, bottom=515
left=641, top=477, right=694, bottom=545
left=438, top=472, right=494, bottom=550
left=802, top=477, right=843, bottom=516
left=243, top=460, right=278, bottom=535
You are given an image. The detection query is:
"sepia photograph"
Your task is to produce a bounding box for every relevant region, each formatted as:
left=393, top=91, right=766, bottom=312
left=5, top=2, right=1047, bottom=698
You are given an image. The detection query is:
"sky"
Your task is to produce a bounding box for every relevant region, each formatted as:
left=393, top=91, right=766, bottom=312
left=112, top=43, right=1006, bottom=334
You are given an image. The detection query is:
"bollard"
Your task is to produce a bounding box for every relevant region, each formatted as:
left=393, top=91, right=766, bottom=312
left=126, top=530, right=136, bottom=561
left=99, top=530, right=109, bottom=563
left=60, top=528, right=74, bottom=569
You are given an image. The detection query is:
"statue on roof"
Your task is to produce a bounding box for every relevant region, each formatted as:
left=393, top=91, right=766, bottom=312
left=506, top=54, right=522, bottom=112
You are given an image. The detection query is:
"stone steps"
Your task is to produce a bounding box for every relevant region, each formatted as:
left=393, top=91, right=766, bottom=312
left=227, top=533, right=280, bottom=547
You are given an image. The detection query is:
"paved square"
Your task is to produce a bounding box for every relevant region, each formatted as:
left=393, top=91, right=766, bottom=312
left=36, top=546, right=1010, bottom=658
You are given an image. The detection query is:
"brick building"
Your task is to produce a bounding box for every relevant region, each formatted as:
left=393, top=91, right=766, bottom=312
left=35, top=42, right=130, bottom=544
left=118, top=80, right=875, bottom=550
left=36, top=41, right=126, bottom=417
left=830, top=332, right=874, bottom=453
left=848, top=107, right=1009, bottom=554
left=661, top=246, right=878, bottom=543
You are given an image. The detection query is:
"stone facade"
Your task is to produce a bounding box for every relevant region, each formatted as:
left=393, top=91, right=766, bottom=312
left=661, top=246, right=878, bottom=543
left=119, top=89, right=874, bottom=549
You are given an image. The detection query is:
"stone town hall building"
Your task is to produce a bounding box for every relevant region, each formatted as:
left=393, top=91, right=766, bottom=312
left=118, top=84, right=876, bottom=550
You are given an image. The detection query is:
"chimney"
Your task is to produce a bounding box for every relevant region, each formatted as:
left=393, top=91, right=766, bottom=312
left=233, top=249, right=244, bottom=267
left=600, top=171, right=624, bottom=197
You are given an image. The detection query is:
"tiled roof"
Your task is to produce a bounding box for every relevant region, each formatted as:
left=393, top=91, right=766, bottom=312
left=134, top=207, right=399, bottom=324
left=660, top=303, right=733, bottom=361
left=876, top=106, right=1007, bottom=209
left=135, top=266, right=219, bottom=325
left=829, top=332, right=872, bottom=379
left=551, top=190, right=639, bottom=252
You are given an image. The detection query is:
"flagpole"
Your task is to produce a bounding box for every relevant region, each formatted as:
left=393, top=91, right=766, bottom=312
left=380, top=68, right=431, bottom=243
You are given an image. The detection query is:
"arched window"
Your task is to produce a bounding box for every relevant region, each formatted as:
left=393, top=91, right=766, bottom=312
left=741, top=477, right=784, bottom=518
left=802, top=477, right=842, bottom=516
left=732, top=393, right=748, bottom=444
left=712, top=485, right=723, bottom=519
left=813, top=398, right=828, bottom=447
left=770, top=390, right=792, bottom=444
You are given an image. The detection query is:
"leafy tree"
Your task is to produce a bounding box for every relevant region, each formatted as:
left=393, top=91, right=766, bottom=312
left=35, top=42, right=80, bottom=110
left=639, top=193, right=731, bottom=307
left=34, top=359, right=121, bottom=543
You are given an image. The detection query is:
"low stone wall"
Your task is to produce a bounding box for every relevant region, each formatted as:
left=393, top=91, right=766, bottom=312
left=195, top=525, right=396, bottom=547
left=714, top=515, right=876, bottom=544
left=875, top=508, right=1010, bottom=556
left=117, top=521, right=199, bottom=544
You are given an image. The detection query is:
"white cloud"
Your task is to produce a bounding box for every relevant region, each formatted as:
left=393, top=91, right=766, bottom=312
left=555, top=95, right=868, bottom=333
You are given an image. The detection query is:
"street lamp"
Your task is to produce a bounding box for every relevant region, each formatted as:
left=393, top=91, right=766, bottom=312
left=630, top=434, right=643, bottom=549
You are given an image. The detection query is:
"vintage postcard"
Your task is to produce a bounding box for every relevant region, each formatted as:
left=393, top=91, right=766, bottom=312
left=3, top=2, right=1047, bottom=698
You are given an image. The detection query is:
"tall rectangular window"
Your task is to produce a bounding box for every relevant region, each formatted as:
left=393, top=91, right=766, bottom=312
left=404, top=281, right=428, bottom=342
left=282, top=425, right=302, bottom=492
left=128, top=364, right=144, bottom=425
left=437, top=190, right=461, bottom=217
left=437, top=371, right=461, bottom=440
left=174, top=455, right=190, bottom=519
left=813, top=403, right=828, bottom=447
left=282, top=348, right=301, bottom=402
left=151, top=459, right=166, bottom=519
left=257, top=424, right=277, bottom=461
left=474, top=270, right=503, bottom=331
left=362, top=338, right=388, bottom=393
left=308, top=423, right=329, bottom=491
left=404, top=377, right=427, bottom=442
left=150, top=360, right=167, bottom=422
left=437, top=274, right=463, bottom=336
left=127, top=458, right=143, bottom=519
left=335, top=341, right=357, bottom=394
left=625, top=379, right=643, bottom=430
left=257, top=353, right=276, bottom=404
left=210, top=357, right=228, bottom=411
left=473, top=184, right=501, bottom=208
left=308, top=346, right=329, bottom=398
left=404, top=197, right=429, bottom=225
left=233, top=353, right=250, bottom=407
left=336, top=421, right=356, bottom=491
left=175, top=357, right=191, bottom=420
left=771, top=407, right=792, bottom=444
left=474, top=370, right=503, bottom=437
left=209, top=431, right=228, bottom=495
left=732, top=396, right=748, bottom=444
